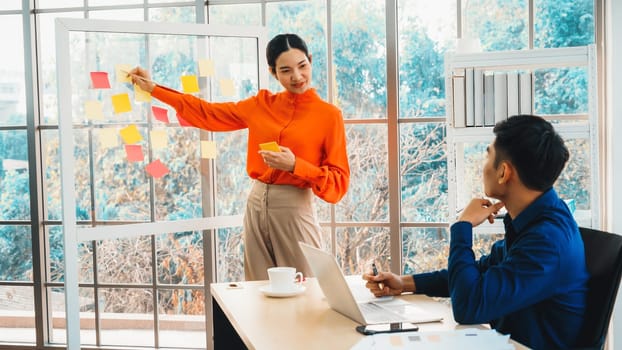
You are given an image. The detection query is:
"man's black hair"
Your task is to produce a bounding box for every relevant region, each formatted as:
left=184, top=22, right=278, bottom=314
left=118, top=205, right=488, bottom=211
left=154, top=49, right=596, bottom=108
left=493, top=114, right=569, bottom=191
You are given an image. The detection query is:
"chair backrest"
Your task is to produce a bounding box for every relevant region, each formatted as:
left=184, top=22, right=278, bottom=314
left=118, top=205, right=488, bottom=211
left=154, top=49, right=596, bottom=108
left=575, top=227, right=622, bottom=350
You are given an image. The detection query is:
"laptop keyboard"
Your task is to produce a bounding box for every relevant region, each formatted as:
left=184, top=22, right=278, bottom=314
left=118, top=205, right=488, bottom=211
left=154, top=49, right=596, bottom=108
left=359, top=302, right=405, bottom=324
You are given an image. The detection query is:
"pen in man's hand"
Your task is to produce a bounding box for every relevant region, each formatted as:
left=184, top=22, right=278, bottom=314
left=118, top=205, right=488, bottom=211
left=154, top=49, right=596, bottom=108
left=372, top=262, right=384, bottom=291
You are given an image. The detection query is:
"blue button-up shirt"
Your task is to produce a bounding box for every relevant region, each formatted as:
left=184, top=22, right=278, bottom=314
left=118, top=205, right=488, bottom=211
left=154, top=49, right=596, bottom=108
left=414, top=188, right=589, bottom=349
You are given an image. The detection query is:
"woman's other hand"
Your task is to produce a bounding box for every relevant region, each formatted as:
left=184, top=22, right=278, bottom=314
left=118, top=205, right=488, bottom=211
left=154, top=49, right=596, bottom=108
left=259, top=146, right=296, bottom=172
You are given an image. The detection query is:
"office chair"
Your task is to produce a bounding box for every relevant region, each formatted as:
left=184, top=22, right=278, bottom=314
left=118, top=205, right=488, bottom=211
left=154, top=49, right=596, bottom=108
left=575, top=227, right=622, bottom=350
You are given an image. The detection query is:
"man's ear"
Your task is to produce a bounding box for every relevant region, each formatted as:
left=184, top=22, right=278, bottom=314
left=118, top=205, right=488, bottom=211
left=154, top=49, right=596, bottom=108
left=269, top=66, right=277, bottom=78
left=498, top=161, right=512, bottom=184
left=308, top=53, right=313, bottom=64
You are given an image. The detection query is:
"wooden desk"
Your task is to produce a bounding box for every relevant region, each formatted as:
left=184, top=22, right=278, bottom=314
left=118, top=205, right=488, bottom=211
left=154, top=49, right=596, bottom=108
left=211, top=277, right=529, bottom=350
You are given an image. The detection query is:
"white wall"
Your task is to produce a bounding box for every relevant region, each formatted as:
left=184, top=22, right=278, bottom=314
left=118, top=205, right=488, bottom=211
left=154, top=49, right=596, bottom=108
left=608, top=0, right=622, bottom=348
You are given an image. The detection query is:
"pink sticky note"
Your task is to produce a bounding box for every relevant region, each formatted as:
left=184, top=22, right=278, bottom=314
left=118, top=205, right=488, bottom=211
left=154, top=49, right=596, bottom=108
left=145, top=159, right=169, bottom=178
left=125, top=144, right=144, bottom=162
left=90, top=71, right=111, bottom=89
left=176, top=113, right=192, bottom=127
left=152, top=106, right=169, bottom=123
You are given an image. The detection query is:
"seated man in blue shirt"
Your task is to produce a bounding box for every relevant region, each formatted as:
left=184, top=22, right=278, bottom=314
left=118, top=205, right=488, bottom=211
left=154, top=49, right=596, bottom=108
left=364, top=115, right=589, bottom=350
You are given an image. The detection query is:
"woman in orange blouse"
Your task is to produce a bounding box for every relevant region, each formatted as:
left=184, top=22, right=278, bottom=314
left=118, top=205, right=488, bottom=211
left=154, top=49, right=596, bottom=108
left=129, top=34, right=350, bottom=281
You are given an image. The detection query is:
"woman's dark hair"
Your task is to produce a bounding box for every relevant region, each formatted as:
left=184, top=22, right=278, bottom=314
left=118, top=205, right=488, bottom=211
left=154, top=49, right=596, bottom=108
left=266, top=34, right=310, bottom=71
left=493, top=114, right=569, bottom=191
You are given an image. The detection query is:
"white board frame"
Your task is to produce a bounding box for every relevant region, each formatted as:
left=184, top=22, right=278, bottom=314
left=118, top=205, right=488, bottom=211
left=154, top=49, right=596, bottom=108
left=55, top=17, right=268, bottom=349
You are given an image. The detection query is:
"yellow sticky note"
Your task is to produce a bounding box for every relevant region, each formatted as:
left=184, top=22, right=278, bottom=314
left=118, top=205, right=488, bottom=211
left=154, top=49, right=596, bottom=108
left=111, top=93, right=132, bottom=114
left=201, top=140, right=217, bottom=159
left=116, top=64, right=133, bottom=83
left=119, top=124, right=143, bottom=145
left=150, top=130, right=168, bottom=150
left=181, top=75, right=200, bottom=93
left=99, top=128, right=119, bottom=148
left=134, top=84, right=152, bottom=102
left=259, top=141, right=280, bottom=152
left=85, top=100, right=104, bottom=120
left=198, top=59, right=215, bottom=77
left=219, top=79, right=235, bottom=97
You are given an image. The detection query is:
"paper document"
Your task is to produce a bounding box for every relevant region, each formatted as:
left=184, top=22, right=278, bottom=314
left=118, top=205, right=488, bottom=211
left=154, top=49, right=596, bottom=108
left=351, top=328, right=514, bottom=350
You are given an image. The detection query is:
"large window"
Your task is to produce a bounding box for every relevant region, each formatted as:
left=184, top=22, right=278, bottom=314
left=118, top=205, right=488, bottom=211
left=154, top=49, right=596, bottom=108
left=0, top=0, right=597, bottom=348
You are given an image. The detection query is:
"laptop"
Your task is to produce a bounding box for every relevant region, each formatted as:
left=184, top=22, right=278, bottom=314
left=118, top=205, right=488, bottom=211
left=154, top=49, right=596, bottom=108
left=299, top=242, right=444, bottom=325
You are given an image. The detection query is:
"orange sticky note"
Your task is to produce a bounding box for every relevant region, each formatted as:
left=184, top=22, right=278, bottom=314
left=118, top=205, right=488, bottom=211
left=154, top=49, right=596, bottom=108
left=134, top=84, right=152, bottom=102
left=119, top=124, right=143, bottom=145
left=85, top=100, right=104, bottom=120
left=111, top=93, right=132, bottom=114
left=90, top=71, right=111, bottom=89
left=181, top=75, right=200, bottom=93
left=152, top=106, right=169, bottom=123
left=116, top=64, right=133, bottom=83
left=98, top=128, right=119, bottom=148
left=427, top=334, right=441, bottom=342
left=125, top=144, right=144, bottom=162
left=198, top=59, right=215, bottom=77
left=150, top=130, right=168, bottom=150
left=389, top=335, right=403, bottom=347
left=145, top=159, right=169, bottom=178
left=201, top=140, right=217, bottom=159
left=259, top=141, right=280, bottom=152
left=219, top=79, right=235, bottom=96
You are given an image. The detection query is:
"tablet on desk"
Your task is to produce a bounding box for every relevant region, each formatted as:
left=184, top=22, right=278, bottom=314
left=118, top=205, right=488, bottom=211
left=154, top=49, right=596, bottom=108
left=356, top=322, right=419, bottom=335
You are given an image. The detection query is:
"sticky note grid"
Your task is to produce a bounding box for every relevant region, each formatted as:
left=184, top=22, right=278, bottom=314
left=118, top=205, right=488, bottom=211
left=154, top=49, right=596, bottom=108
left=86, top=60, right=227, bottom=178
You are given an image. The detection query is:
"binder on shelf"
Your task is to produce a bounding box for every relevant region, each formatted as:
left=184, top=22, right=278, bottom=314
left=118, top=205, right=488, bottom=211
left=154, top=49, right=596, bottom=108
left=484, top=73, right=495, bottom=126
left=519, top=72, right=532, bottom=114
left=474, top=69, right=485, bottom=126
left=452, top=70, right=466, bottom=128
left=493, top=72, right=508, bottom=123
left=507, top=71, right=519, bottom=117
left=465, top=68, right=475, bottom=127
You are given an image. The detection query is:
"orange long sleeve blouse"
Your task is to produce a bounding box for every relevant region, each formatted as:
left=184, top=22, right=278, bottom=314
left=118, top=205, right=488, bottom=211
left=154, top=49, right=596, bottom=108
left=151, top=86, right=350, bottom=204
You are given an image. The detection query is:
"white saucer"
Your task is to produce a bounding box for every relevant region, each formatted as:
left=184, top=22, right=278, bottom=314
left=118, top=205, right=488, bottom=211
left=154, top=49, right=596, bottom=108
left=259, top=284, right=306, bottom=298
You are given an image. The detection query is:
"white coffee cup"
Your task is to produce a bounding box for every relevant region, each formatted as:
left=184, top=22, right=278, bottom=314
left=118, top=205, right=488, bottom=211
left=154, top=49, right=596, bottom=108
left=267, top=267, right=304, bottom=292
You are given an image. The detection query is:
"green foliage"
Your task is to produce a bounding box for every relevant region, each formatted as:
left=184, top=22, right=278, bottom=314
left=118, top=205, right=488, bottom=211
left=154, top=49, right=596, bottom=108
left=464, top=0, right=529, bottom=51
left=399, top=25, right=447, bottom=117
left=535, top=0, right=594, bottom=48
left=331, top=1, right=386, bottom=117
left=0, top=226, right=32, bottom=281
left=0, top=171, right=30, bottom=221
left=534, top=67, right=588, bottom=115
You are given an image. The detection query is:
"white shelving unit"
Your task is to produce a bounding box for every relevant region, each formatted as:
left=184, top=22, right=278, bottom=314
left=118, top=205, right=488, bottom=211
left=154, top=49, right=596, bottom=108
left=445, top=45, right=599, bottom=233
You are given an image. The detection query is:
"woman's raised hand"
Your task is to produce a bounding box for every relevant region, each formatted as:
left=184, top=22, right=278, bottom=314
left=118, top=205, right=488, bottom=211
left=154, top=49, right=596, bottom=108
left=128, top=67, right=156, bottom=93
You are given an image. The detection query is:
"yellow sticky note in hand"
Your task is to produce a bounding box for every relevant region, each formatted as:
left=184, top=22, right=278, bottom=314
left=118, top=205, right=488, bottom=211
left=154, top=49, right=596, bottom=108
left=116, top=64, right=133, bottom=83
left=134, top=84, right=152, bottom=102
left=111, top=93, right=132, bottom=114
left=119, top=124, right=143, bottom=145
left=259, top=141, right=281, bottom=152
left=181, top=75, right=200, bottom=93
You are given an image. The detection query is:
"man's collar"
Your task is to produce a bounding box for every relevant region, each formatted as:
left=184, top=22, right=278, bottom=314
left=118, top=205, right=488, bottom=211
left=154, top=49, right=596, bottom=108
left=504, top=187, right=556, bottom=233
